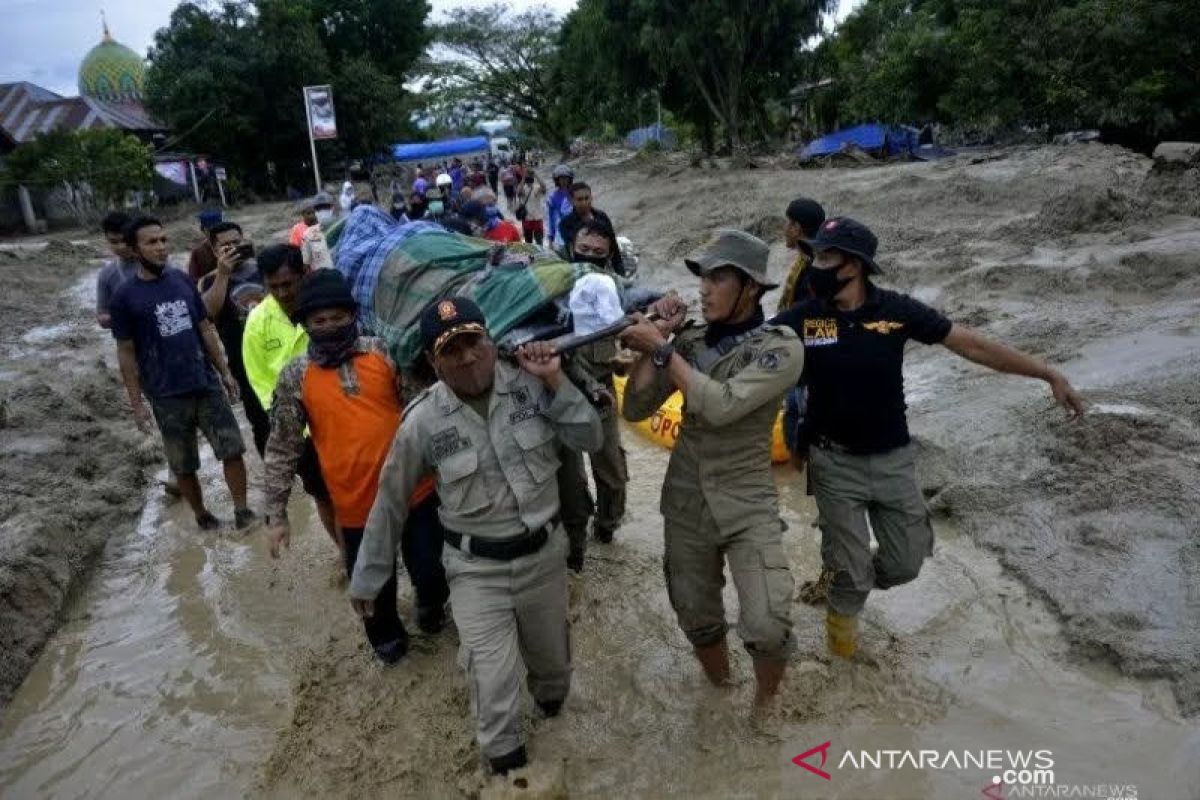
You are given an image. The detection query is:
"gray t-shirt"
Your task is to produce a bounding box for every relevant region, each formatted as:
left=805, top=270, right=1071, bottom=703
left=96, top=258, right=140, bottom=315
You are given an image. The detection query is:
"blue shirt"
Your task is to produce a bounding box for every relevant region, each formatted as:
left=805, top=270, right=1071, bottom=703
left=450, top=165, right=464, bottom=193
left=110, top=267, right=218, bottom=399
left=95, top=257, right=139, bottom=315
left=546, top=189, right=574, bottom=248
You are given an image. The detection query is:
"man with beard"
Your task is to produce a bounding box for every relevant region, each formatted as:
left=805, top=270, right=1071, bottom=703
left=198, top=221, right=270, bottom=454
left=109, top=217, right=254, bottom=530
left=264, top=271, right=451, bottom=658
left=350, top=298, right=602, bottom=774
left=773, top=217, right=1084, bottom=658
left=556, top=221, right=630, bottom=571
left=621, top=230, right=802, bottom=710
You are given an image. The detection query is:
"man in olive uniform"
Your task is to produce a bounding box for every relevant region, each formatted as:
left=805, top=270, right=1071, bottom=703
left=621, top=230, right=804, bottom=709
left=773, top=217, right=1085, bottom=659
left=558, top=220, right=631, bottom=571
left=350, top=298, right=602, bottom=774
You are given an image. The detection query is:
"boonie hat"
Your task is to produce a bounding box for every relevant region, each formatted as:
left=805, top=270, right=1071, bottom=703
left=809, top=217, right=882, bottom=274
left=685, top=229, right=778, bottom=289
left=291, top=269, right=356, bottom=324
left=421, top=297, right=488, bottom=356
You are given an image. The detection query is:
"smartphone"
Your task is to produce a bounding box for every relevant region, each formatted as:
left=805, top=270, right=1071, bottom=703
left=235, top=243, right=255, bottom=262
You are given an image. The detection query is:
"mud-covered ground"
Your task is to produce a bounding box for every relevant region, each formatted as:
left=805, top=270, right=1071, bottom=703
left=0, top=204, right=292, bottom=710
left=1, top=147, right=1198, bottom=799
left=261, top=145, right=1200, bottom=796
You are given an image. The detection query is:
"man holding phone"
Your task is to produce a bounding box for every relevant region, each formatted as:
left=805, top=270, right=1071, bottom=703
left=198, top=221, right=271, bottom=454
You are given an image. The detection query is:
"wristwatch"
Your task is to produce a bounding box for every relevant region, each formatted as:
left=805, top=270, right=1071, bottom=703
left=651, top=341, right=675, bottom=369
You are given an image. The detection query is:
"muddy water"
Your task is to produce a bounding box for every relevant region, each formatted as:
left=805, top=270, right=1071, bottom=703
left=0, top=462, right=329, bottom=798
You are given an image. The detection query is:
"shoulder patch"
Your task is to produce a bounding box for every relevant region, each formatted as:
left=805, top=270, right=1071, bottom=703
left=757, top=347, right=789, bottom=371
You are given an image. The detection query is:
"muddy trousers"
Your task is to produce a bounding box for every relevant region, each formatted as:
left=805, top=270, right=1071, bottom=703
left=808, top=443, right=935, bottom=617
left=556, top=407, right=628, bottom=555
left=663, top=499, right=795, bottom=659
left=443, top=528, right=571, bottom=759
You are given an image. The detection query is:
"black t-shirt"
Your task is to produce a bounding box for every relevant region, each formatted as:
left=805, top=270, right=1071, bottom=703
left=197, top=262, right=264, bottom=373
left=772, top=285, right=953, bottom=454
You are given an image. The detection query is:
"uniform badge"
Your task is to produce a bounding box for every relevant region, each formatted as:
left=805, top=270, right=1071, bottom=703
left=802, top=318, right=838, bottom=346
left=757, top=348, right=787, bottom=371
left=430, top=427, right=469, bottom=461
left=513, top=385, right=531, bottom=407
left=438, top=300, right=457, bottom=321
left=863, top=320, right=905, bottom=334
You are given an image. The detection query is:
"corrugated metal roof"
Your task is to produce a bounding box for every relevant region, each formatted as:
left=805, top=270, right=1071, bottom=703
left=0, top=80, right=161, bottom=145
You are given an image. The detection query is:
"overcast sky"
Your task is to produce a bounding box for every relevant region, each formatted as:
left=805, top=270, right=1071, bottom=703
left=1, top=0, right=864, bottom=97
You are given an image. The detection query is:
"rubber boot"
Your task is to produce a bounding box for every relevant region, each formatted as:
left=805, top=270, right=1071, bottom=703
left=752, top=656, right=786, bottom=708
left=826, top=609, right=858, bottom=659
left=694, top=638, right=732, bottom=687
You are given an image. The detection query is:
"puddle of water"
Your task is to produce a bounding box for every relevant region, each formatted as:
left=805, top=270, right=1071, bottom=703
left=0, top=462, right=312, bottom=800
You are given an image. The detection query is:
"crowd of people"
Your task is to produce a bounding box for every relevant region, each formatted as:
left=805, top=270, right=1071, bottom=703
left=93, top=166, right=1085, bottom=777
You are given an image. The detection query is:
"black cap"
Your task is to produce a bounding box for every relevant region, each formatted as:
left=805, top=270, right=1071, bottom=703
left=785, top=197, right=826, bottom=238
left=460, top=200, right=488, bottom=223
left=420, top=296, right=488, bottom=356
left=809, top=216, right=882, bottom=274
left=291, top=270, right=356, bottom=324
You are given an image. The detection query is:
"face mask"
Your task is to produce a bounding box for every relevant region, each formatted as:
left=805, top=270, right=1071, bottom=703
left=315, top=209, right=333, bottom=224
left=575, top=253, right=609, bottom=269
left=307, top=321, right=358, bottom=367
left=809, top=266, right=853, bottom=301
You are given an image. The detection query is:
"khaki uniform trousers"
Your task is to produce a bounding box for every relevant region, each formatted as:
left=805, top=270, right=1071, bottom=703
left=443, top=526, right=572, bottom=759
left=557, top=396, right=628, bottom=555
left=663, top=496, right=795, bottom=659
left=808, top=442, right=935, bottom=616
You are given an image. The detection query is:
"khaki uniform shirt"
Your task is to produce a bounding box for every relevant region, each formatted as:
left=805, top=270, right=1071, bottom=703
left=350, top=360, right=603, bottom=599
left=623, top=322, right=804, bottom=532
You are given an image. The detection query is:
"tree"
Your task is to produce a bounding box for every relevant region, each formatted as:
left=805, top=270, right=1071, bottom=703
left=433, top=5, right=575, bottom=152
left=312, top=0, right=432, bottom=81
left=333, top=56, right=417, bottom=157
left=3, top=129, right=153, bottom=225
left=145, top=0, right=430, bottom=191
left=635, top=0, right=834, bottom=152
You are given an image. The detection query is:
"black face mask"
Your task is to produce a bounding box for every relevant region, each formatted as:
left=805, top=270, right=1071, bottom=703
left=809, top=266, right=853, bottom=301
left=307, top=321, right=358, bottom=367
left=574, top=253, right=609, bottom=269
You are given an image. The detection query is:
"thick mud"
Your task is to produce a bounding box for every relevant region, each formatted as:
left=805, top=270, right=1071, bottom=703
left=1, top=149, right=1199, bottom=798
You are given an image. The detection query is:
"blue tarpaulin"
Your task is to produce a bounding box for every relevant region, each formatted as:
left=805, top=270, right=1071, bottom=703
left=391, top=136, right=490, bottom=163
left=626, top=124, right=676, bottom=150
left=799, top=124, right=919, bottom=160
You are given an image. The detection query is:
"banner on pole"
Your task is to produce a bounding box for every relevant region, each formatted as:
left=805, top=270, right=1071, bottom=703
left=304, top=85, right=338, bottom=140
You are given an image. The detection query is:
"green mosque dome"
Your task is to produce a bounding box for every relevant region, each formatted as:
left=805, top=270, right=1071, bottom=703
left=78, top=23, right=145, bottom=102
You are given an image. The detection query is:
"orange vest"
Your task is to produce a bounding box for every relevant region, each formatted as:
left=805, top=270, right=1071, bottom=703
left=301, top=351, right=433, bottom=527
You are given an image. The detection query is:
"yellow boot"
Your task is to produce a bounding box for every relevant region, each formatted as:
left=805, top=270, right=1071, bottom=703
left=826, top=610, right=858, bottom=659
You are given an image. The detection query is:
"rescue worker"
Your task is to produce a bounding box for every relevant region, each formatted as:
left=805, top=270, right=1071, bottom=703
left=264, top=271, right=450, bottom=661
left=558, top=220, right=630, bottom=571
left=620, top=230, right=803, bottom=709
left=350, top=298, right=603, bottom=774
left=773, top=217, right=1085, bottom=658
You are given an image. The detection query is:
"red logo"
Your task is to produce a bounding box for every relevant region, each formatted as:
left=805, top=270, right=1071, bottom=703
left=982, top=780, right=1006, bottom=799
left=793, top=741, right=833, bottom=780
